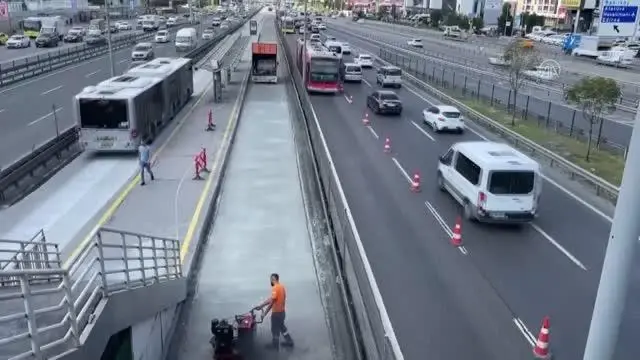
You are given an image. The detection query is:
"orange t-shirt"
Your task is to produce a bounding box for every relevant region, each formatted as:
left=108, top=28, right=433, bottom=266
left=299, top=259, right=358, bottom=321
left=271, top=283, right=286, bottom=313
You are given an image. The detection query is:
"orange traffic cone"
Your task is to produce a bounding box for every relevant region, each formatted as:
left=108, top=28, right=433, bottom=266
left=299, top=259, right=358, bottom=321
left=362, top=113, right=370, bottom=125
left=410, top=172, right=421, bottom=192
left=384, top=138, right=391, bottom=153
left=533, top=317, right=551, bottom=359
left=451, top=217, right=463, bottom=246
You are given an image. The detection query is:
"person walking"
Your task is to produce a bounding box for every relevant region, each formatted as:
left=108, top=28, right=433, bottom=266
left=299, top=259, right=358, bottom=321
left=138, top=139, right=155, bottom=186
left=253, top=273, right=294, bottom=350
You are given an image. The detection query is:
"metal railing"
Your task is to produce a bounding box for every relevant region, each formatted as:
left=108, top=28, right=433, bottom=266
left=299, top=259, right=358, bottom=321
left=370, top=47, right=620, bottom=203
left=0, top=230, right=62, bottom=287
left=278, top=26, right=403, bottom=360
left=328, top=22, right=640, bottom=116
left=0, top=227, right=182, bottom=360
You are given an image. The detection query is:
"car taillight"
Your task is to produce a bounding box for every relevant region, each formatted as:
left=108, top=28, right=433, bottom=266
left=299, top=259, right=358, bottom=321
left=477, top=191, right=487, bottom=210
left=438, top=117, right=446, bottom=121
left=130, top=130, right=138, bottom=138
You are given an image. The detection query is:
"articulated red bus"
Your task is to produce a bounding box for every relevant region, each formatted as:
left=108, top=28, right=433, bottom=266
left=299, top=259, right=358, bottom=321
left=296, top=39, right=342, bottom=94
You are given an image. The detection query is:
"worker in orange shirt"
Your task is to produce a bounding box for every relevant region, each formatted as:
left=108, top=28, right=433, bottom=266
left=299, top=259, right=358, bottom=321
left=253, top=273, right=295, bottom=349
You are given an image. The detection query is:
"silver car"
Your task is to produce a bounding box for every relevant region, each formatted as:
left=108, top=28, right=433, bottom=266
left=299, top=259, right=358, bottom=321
left=131, top=42, right=154, bottom=60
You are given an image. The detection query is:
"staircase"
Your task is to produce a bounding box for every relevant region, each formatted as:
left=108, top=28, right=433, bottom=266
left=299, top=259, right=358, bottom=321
left=0, top=227, right=186, bottom=360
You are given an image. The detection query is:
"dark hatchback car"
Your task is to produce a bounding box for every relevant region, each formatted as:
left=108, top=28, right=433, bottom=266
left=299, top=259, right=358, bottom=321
left=85, top=34, right=107, bottom=46
left=367, top=90, right=403, bottom=115
left=35, top=33, right=59, bottom=47
left=63, top=30, right=83, bottom=43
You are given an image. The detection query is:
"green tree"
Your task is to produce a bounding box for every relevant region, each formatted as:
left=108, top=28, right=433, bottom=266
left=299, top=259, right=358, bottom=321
left=502, top=40, right=540, bottom=125
left=497, top=2, right=513, bottom=35
left=430, top=10, right=443, bottom=28
left=565, top=77, right=621, bottom=161
left=471, top=16, right=484, bottom=32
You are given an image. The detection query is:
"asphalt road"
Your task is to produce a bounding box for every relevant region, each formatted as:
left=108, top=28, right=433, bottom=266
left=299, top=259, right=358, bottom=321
left=0, top=19, right=142, bottom=65
left=284, top=34, right=640, bottom=359
left=0, top=36, right=204, bottom=169
left=326, top=22, right=635, bottom=150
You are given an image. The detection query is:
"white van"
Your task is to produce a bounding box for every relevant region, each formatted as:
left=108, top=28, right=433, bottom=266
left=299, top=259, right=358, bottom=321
left=436, top=141, right=541, bottom=223
left=376, top=66, right=402, bottom=87
left=341, top=63, right=362, bottom=82
left=175, top=28, right=198, bottom=52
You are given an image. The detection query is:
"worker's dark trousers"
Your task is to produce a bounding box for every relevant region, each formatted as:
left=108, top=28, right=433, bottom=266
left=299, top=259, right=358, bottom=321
left=271, top=312, right=294, bottom=347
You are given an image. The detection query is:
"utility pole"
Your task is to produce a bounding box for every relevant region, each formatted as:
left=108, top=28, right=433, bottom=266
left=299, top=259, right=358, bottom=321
left=302, top=0, right=308, bottom=82
left=104, top=0, right=115, bottom=77
left=189, top=0, right=194, bottom=24
left=583, top=104, right=640, bottom=360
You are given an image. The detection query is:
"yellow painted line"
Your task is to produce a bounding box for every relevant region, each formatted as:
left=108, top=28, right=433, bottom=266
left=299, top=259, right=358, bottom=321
left=63, top=78, right=215, bottom=269
left=179, top=72, right=249, bottom=262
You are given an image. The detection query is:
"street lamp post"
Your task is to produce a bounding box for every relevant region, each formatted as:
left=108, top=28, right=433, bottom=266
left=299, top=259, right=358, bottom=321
left=583, top=104, right=640, bottom=360
left=302, top=0, right=308, bottom=82
left=104, top=0, right=116, bottom=77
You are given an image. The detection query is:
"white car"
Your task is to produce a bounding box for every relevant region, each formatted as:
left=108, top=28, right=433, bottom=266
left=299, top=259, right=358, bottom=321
left=167, top=17, right=178, bottom=26
left=116, top=21, right=131, bottom=30
left=155, top=30, right=170, bottom=43
left=354, top=53, right=373, bottom=68
left=309, top=34, right=321, bottom=42
left=202, top=29, right=215, bottom=40
left=407, top=38, right=423, bottom=48
left=341, top=42, right=351, bottom=54
left=423, top=105, right=465, bottom=133
left=318, top=23, right=327, bottom=30
left=298, top=26, right=305, bottom=34
left=6, top=35, right=30, bottom=48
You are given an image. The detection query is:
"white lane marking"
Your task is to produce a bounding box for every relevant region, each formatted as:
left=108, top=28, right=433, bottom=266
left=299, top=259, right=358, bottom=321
left=85, top=69, right=101, bottom=78
left=367, top=126, right=379, bottom=139
left=28, top=107, right=63, bottom=126
left=391, top=157, right=412, bottom=183
left=513, top=318, right=536, bottom=347
left=363, top=78, right=373, bottom=88
left=410, top=120, right=436, bottom=141
left=344, top=94, right=353, bottom=103
left=40, top=85, right=63, bottom=95
left=530, top=223, right=588, bottom=271
left=425, top=201, right=468, bottom=255
left=118, top=58, right=129, bottom=64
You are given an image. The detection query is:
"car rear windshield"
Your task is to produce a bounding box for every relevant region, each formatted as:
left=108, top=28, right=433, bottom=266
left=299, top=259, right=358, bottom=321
left=360, top=55, right=371, bottom=59
left=157, top=31, right=167, bottom=35
left=488, top=171, right=535, bottom=195
left=135, top=45, right=151, bottom=51
left=385, top=68, right=401, bottom=76
left=79, top=99, right=129, bottom=129
left=442, top=111, right=461, bottom=118
left=380, top=93, right=399, bottom=100
left=346, top=65, right=361, bottom=73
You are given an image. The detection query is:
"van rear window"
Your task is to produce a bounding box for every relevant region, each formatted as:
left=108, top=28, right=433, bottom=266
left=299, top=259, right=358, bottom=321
left=488, top=171, right=535, bottom=195
left=346, top=66, right=361, bottom=73
left=385, top=68, right=401, bottom=76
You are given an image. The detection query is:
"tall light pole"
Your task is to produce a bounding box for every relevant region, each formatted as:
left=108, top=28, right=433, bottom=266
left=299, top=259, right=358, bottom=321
left=302, top=0, right=308, bottom=82
left=104, top=0, right=116, bottom=77
left=583, top=105, right=640, bottom=360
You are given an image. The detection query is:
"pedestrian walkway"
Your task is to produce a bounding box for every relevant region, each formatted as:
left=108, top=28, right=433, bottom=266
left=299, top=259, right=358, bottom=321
left=166, top=29, right=336, bottom=360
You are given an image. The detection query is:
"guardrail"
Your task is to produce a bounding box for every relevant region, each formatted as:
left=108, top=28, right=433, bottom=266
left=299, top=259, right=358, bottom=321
left=331, top=21, right=640, bottom=113
left=370, top=47, right=621, bottom=203
left=0, top=127, right=80, bottom=207
left=278, top=27, right=404, bottom=360
left=0, top=227, right=182, bottom=360
left=0, top=24, right=195, bottom=88
left=0, top=11, right=260, bottom=208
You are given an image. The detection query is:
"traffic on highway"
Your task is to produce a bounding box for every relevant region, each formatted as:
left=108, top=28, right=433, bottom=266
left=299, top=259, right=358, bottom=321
left=281, top=11, right=640, bottom=359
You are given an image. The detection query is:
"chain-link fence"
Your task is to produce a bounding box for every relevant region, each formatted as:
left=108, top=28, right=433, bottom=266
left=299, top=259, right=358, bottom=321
left=379, top=47, right=630, bottom=157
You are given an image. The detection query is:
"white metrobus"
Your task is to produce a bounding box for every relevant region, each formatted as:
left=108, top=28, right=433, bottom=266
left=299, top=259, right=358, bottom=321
left=76, top=58, right=194, bottom=152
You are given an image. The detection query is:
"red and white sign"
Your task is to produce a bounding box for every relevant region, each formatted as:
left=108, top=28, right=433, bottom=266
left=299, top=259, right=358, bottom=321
left=0, top=1, right=8, bottom=20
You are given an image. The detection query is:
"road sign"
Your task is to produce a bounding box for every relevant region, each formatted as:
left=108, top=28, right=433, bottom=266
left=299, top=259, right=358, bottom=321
left=598, top=0, right=640, bottom=37
left=0, top=1, right=8, bottom=20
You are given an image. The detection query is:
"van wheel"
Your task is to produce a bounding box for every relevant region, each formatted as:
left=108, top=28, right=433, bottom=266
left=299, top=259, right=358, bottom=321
left=436, top=172, right=445, bottom=191
left=463, top=202, right=476, bottom=222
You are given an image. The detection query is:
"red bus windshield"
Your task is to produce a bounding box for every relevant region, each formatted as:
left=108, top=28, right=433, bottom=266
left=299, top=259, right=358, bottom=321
left=309, top=58, right=339, bottom=82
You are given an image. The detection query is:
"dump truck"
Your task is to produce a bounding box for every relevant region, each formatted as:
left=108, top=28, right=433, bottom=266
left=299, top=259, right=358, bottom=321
left=251, top=42, right=278, bottom=83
